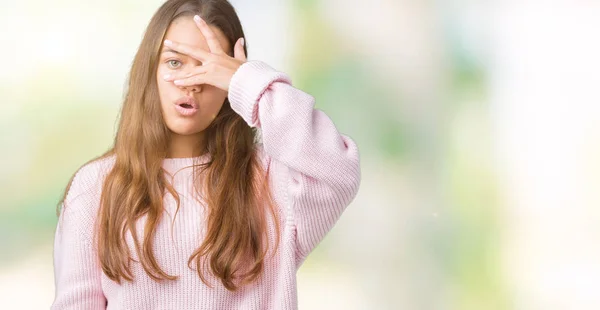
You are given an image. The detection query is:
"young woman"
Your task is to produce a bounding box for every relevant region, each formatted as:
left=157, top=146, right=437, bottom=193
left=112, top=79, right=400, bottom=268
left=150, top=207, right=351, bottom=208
left=51, top=0, right=360, bottom=309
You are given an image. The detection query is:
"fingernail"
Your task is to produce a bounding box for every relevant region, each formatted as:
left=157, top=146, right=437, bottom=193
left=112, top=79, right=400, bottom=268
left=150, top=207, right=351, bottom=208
left=174, top=80, right=182, bottom=85
left=163, top=74, right=171, bottom=80
left=164, top=40, right=173, bottom=46
left=194, top=15, right=202, bottom=23
left=241, top=38, right=245, bottom=47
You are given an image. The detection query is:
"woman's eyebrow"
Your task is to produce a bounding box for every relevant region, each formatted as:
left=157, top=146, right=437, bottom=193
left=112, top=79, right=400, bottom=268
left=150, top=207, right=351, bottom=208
left=161, top=48, right=183, bottom=55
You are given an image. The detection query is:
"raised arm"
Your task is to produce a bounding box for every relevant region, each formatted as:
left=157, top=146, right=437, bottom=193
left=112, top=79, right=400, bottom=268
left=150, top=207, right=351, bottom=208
left=228, top=61, right=361, bottom=261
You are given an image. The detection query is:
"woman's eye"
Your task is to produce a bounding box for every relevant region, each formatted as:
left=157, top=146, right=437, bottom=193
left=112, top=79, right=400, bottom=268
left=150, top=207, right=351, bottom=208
left=167, top=60, right=182, bottom=69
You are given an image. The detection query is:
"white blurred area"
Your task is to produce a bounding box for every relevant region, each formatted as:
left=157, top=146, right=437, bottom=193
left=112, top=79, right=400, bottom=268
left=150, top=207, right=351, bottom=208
left=491, top=2, right=600, bottom=309
left=2, top=0, right=600, bottom=309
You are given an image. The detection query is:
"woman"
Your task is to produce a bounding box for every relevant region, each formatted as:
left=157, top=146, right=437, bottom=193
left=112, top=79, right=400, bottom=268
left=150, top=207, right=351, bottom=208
left=51, top=0, right=360, bottom=309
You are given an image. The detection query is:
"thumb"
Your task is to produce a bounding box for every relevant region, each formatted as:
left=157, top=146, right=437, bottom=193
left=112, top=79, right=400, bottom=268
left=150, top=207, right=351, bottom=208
left=234, top=37, right=247, bottom=61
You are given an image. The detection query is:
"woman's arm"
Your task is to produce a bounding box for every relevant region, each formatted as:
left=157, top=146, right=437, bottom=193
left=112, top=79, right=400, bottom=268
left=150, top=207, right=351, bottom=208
left=52, top=163, right=107, bottom=310
left=228, top=61, right=361, bottom=262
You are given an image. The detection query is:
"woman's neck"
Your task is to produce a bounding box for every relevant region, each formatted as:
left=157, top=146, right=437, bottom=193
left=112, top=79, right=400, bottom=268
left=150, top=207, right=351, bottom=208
left=167, top=132, right=205, bottom=158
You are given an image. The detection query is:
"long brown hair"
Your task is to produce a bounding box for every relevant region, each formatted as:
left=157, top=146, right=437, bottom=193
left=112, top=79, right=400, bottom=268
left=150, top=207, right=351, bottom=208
left=58, top=0, right=280, bottom=291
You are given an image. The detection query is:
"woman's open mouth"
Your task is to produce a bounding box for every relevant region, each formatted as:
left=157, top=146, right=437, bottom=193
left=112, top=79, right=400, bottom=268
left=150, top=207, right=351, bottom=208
left=174, top=96, right=199, bottom=116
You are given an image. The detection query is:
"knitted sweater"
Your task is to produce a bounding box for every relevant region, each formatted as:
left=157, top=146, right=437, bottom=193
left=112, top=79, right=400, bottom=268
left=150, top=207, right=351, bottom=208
left=51, top=61, right=361, bottom=310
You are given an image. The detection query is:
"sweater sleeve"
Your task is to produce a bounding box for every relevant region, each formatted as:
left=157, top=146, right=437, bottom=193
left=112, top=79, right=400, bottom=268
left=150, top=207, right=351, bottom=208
left=51, top=162, right=108, bottom=310
left=228, top=61, right=361, bottom=261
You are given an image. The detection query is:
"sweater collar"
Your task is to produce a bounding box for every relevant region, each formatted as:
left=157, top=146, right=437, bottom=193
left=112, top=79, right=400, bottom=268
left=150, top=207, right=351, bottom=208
left=161, top=153, right=211, bottom=175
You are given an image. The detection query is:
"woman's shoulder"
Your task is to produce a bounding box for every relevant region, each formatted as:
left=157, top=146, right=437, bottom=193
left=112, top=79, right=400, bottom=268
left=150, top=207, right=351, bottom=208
left=73, top=154, right=116, bottom=184
left=65, top=155, right=116, bottom=203
left=59, top=154, right=116, bottom=224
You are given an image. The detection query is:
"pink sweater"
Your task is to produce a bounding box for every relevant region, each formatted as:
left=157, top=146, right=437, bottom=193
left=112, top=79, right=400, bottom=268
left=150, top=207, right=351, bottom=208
left=51, top=61, right=361, bottom=310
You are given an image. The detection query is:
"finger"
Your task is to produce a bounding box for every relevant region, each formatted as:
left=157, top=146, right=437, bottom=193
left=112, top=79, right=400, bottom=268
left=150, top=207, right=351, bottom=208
left=233, top=37, right=247, bottom=61
left=193, top=15, right=225, bottom=54
left=163, top=39, right=210, bottom=62
left=173, top=74, right=207, bottom=87
left=163, top=66, right=209, bottom=81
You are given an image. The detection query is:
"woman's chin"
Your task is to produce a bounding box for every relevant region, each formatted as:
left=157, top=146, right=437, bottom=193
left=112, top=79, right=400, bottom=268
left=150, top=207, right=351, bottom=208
left=168, top=126, right=205, bottom=137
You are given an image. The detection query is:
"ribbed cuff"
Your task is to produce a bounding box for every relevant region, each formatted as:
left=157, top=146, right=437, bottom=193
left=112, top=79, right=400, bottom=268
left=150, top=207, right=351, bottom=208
left=228, top=60, right=292, bottom=127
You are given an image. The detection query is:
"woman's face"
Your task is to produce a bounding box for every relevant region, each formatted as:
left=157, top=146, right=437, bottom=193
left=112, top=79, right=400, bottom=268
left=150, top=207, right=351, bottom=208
left=157, top=16, right=231, bottom=137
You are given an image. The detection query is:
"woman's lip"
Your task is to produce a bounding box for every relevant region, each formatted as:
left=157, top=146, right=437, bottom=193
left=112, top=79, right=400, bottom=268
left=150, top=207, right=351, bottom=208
left=173, top=96, right=199, bottom=116
left=174, top=104, right=199, bottom=116
left=175, top=96, right=199, bottom=109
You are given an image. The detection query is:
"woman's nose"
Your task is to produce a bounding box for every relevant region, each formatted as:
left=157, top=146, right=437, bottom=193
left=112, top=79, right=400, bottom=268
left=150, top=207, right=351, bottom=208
left=180, top=84, right=201, bottom=93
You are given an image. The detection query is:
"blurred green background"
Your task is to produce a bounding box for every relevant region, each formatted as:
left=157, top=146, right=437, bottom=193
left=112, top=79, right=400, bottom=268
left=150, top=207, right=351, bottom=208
left=2, top=0, right=600, bottom=309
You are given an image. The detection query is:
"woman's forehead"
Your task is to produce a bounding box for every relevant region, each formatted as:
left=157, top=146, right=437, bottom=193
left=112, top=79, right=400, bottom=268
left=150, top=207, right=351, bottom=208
left=164, top=17, right=230, bottom=53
